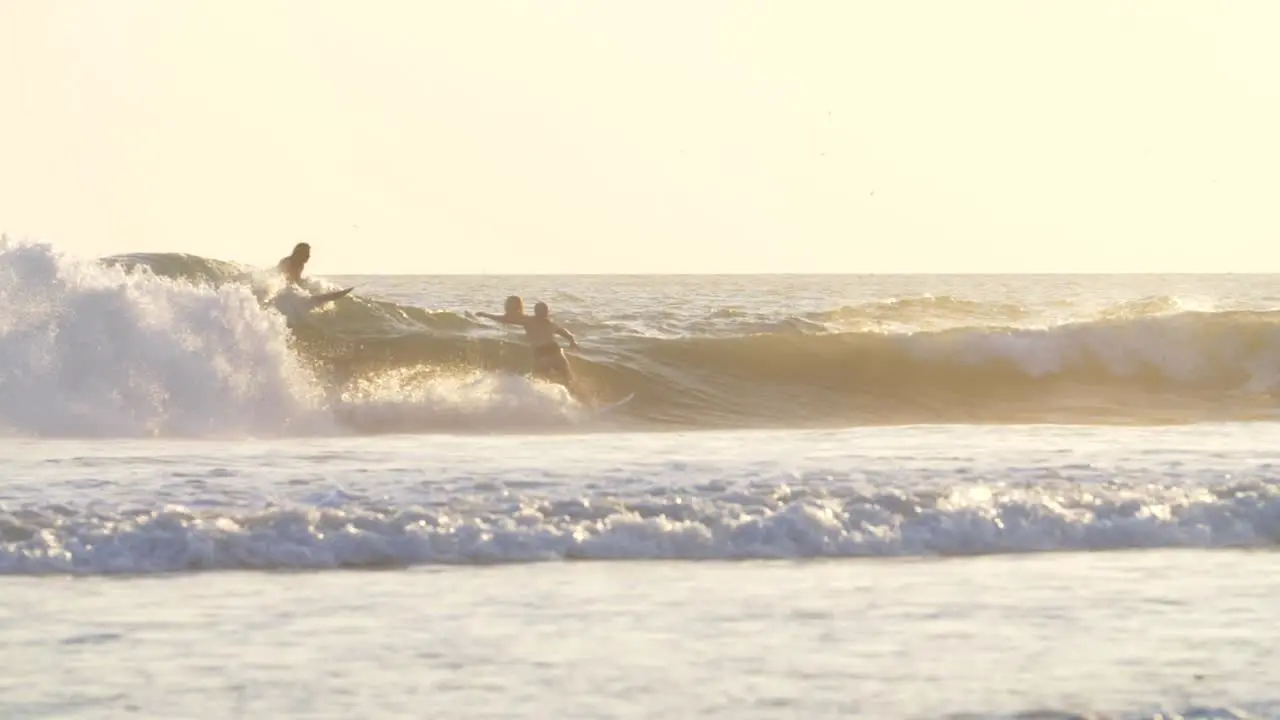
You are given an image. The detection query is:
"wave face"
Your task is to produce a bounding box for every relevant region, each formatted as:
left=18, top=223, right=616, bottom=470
left=4, top=241, right=1280, bottom=436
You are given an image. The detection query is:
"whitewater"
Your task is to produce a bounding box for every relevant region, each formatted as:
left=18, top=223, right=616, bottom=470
left=4, top=239, right=1280, bottom=718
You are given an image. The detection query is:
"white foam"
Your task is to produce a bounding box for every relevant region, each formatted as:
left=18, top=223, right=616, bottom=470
left=3, top=471, right=1277, bottom=574
left=333, top=369, right=585, bottom=433
left=0, top=239, right=327, bottom=437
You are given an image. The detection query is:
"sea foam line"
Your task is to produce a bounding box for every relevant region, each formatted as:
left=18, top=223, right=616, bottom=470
left=3, top=478, right=1276, bottom=574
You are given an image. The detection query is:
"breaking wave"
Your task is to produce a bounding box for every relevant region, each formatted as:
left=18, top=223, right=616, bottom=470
left=4, top=240, right=1280, bottom=437
left=5, top=460, right=1280, bottom=573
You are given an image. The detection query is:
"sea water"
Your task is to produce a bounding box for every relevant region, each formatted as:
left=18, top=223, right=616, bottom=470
left=2, top=241, right=1279, bottom=718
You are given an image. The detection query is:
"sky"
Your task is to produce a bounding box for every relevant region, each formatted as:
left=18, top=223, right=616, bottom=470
left=1, top=1, right=1278, bottom=275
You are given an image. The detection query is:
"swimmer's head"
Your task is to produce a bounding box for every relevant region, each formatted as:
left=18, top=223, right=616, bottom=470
left=504, top=295, right=524, bottom=315
left=534, top=301, right=549, bottom=318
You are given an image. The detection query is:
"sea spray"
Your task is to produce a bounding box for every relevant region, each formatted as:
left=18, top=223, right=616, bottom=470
left=0, top=240, right=324, bottom=436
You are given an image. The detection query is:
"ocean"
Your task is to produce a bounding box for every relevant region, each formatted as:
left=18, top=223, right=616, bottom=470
left=2, top=240, right=1279, bottom=718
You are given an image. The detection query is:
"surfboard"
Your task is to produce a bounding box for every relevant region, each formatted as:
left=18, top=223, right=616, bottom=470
left=305, top=287, right=354, bottom=310
left=594, top=392, right=635, bottom=414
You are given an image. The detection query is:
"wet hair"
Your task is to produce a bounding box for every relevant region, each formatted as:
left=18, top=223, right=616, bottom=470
left=534, top=301, right=549, bottom=317
left=293, top=242, right=311, bottom=255
left=504, top=295, right=524, bottom=315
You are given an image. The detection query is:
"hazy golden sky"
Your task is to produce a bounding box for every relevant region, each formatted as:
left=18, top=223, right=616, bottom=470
left=2, top=1, right=1277, bottom=274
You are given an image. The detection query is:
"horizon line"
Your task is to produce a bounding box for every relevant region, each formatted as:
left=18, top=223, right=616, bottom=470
left=319, top=270, right=1277, bottom=277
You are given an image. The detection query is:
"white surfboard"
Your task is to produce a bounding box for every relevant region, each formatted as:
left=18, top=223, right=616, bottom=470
left=305, top=287, right=354, bottom=310
left=594, top=392, right=635, bottom=414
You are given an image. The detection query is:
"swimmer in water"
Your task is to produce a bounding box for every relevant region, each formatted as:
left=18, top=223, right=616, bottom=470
left=477, top=296, right=579, bottom=393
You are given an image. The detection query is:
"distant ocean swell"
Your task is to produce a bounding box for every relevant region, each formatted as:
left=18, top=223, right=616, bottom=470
left=4, top=241, right=1280, bottom=437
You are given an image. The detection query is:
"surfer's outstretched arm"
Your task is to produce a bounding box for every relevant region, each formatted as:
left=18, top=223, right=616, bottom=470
left=553, top=323, right=578, bottom=349
left=477, top=312, right=527, bottom=326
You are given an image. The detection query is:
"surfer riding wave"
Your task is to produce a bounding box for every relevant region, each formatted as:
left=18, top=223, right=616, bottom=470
left=265, top=246, right=609, bottom=406
left=477, top=296, right=581, bottom=398
left=277, top=242, right=311, bottom=285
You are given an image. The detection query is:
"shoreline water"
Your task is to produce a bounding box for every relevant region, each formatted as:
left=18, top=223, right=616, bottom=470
left=5, top=551, right=1276, bottom=719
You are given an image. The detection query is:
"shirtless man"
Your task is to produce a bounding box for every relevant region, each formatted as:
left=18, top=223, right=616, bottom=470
left=276, top=242, right=311, bottom=285
left=477, top=296, right=579, bottom=392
